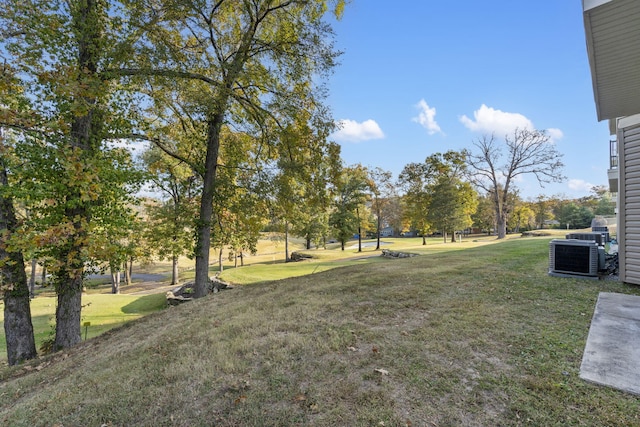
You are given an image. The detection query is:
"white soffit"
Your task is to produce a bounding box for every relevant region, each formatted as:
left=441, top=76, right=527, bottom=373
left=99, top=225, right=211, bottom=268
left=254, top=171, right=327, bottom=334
left=584, top=0, right=613, bottom=11
left=618, top=113, right=640, bottom=130
left=583, top=0, right=640, bottom=121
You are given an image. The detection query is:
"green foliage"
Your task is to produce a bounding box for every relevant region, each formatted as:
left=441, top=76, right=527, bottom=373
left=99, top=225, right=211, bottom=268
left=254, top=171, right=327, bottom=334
left=273, top=116, right=338, bottom=249
left=398, top=162, right=434, bottom=237
left=329, top=165, right=370, bottom=249
left=141, top=145, right=197, bottom=266
left=553, top=201, right=594, bottom=229
left=427, top=176, right=477, bottom=239
left=399, top=151, right=477, bottom=240
left=115, top=0, right=345, bottom=294
left=368, top=167, right=395, bottom=242
left=1, top=0, right=148, bottom=348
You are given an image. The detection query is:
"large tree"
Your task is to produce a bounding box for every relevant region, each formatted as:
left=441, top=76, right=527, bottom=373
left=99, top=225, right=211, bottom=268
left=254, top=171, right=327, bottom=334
left=0, top=132, right=37, bottom=364
left=0, top=63, right=37, bottom=365
left=467, top=128, right=565, bottom=239
left=123, top=0, right=345, bottom=297
left=398, top=162, right=433, bottom=244
left=329, top=165, right=369, bottom=251
left=2, top=0, right=143, bottom=349
left=368, top=167, right=395, bottom=250
left=273, top=114, right=337, bottom=258
left=424, top=151, right=477, bottom=243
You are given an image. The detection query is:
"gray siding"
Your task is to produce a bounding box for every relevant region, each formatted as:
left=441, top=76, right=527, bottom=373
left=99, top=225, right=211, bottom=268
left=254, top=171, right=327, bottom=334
left=620, top=123, right=640, bottom=284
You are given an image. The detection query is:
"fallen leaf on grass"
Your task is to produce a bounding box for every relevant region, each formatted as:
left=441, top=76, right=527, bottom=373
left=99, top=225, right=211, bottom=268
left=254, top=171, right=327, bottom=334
left=293, top=394, right=307, bottom=402
left=347, top=346, right=357, bottom=352
left=372, top=346, right=379, bottom=353
left=234, top=395, right=247, bottom=405
left=374, top=368, right=389, bottom=376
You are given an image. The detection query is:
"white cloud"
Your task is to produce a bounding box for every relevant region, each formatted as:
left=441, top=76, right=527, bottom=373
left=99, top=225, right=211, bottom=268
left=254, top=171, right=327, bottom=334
left=547, top=128, right=564, bottom=142
left=412, top=99, right=443, bottom=135
left=568, top=179, right=594, bottom=193
left=460, top=104, right=534, bottom=136
left=460, top=104, right=564, bottom=143
left=333, top=119, right=385, bottom=143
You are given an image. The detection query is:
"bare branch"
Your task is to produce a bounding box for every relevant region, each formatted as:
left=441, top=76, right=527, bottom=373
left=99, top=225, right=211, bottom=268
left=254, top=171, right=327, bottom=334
left=466, top=128, right=565, bottom=238
left=125, top=133, right=203, bottom=178
left=103, top=68, right=222, bottom=87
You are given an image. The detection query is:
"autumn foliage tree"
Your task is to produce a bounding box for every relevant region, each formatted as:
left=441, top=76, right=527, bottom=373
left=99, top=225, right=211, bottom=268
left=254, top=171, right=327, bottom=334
left=119, top=0, right=346, bottom=298
left=2, top=0, right=144, bottom=350
left=424, top=152, right=478, bottom=243
left=398, top=162, right=434, bottom=244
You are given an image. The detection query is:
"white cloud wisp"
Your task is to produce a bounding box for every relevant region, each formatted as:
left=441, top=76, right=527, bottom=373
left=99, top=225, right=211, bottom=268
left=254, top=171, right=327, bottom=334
left=460, top=104, right=533, bottom=136
left=568, top=179, right=594, bottom=193
left=412, top=99, right=443, bottom=135
left=460, top=104, right=564, bottom=143
left=332, top=119, right=385, bottom=143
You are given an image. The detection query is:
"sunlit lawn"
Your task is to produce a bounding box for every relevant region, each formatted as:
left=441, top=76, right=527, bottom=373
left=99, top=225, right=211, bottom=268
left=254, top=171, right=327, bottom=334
left=1, top=231, right=567, bottom=359
left=2, top=234, right=640, bottom=426
left=0, top=293, right=166, bottom=358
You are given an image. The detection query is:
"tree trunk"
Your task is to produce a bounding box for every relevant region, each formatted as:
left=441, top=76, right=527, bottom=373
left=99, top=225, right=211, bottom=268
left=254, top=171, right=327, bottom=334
left=375, top=215, right=381, bottom=250
left=0, top=159, right=37, bottom=365
left=171, top=254, right=179, bottom=286
left=194, top=115, right=223, bottom=298
left=52, top=0, right=102, bottom=351
left=41, top=264, right=47, bottom=286
left=285, top=221, right=290, bottom=262
left=54, top=272, right=83, bottom=350
left=218, top=248, right=224, bottom=273
left=110, top=267, right=120, bottom=294
left=123, top=260, right=131, bottom=286
left=422, top=235, right=426, bottom=245
left=496, top=213, right=507, bottom=239
left=29, top=258, right=37, bottom=298
left=357, top=207, right=362, bottom=252
left=306, top=237, right=311, bottom=250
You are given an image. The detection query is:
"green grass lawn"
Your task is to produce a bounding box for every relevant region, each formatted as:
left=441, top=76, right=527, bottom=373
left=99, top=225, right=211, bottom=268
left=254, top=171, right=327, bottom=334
left=1, top=235, right=484, bottom=358
left=217, top=235, right=499, bottom=284
left=1, top=235, right=639, bottom=426
left=0, top=293, right=167, bottom=357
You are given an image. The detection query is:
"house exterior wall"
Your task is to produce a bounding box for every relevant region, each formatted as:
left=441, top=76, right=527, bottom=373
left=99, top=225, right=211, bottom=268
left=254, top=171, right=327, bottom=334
left=618, top=114, right=640, bottom=284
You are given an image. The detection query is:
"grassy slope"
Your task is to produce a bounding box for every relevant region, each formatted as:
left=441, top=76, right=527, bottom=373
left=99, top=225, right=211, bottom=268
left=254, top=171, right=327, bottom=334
left=1, top=236, right=640, bottom=426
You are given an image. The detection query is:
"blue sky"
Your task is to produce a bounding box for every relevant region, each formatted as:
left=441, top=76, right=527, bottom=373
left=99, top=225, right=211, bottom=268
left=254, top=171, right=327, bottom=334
left=326, top=1, right=610, bottom=200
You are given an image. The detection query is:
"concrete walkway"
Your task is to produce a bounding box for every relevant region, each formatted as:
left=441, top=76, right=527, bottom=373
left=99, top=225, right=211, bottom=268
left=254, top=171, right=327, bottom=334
left=580, top=292, right=640, bottom=396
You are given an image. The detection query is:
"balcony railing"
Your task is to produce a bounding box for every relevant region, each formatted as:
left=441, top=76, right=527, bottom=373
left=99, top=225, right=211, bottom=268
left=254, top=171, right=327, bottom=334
left=610, top=139, right=618, bottom=169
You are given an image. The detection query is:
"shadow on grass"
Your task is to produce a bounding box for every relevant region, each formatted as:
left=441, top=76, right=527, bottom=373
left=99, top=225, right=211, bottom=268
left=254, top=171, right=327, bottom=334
left=121, top=293, right=166, bottom=314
